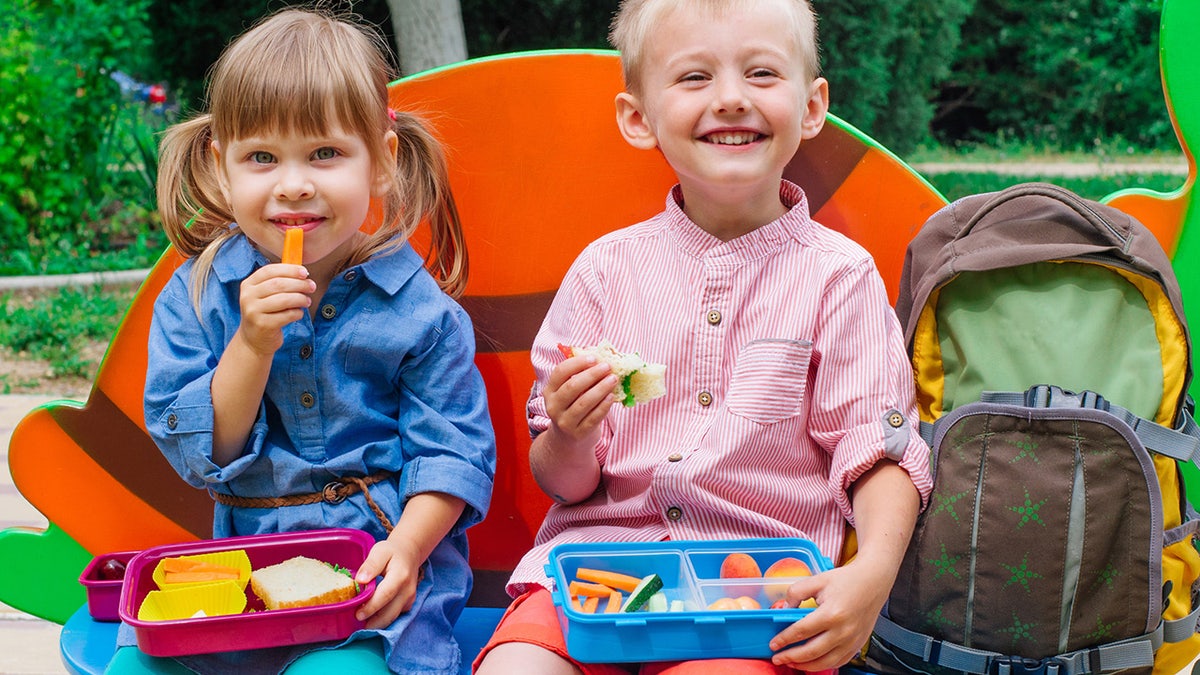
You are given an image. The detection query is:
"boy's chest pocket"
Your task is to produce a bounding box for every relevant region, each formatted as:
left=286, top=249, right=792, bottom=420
left=725, top=339, right=812, bottom=424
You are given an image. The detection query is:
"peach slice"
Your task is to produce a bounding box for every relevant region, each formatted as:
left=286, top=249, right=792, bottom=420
left=764, top=556, right=813, bottom=603
left=734, top=595, right=762, bottom=610
left=708, top=596, right=739, bottom=611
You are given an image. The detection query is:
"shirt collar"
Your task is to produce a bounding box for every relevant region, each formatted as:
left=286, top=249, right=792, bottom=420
left=663, top=180, right=814, bottom=259
left=210, top=232, right=425, bottom=296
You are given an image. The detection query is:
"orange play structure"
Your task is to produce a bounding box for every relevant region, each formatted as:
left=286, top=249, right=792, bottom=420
left=7, top=0, right=1200, bottom=669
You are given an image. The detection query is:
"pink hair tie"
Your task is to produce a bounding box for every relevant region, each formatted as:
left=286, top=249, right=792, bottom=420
left=387, top=108, right=398, bottom=121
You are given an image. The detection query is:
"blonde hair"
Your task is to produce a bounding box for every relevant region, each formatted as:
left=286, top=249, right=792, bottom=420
left=157, top=7, right=468, bottom=308
left=609, top=0, right=820, bottom=94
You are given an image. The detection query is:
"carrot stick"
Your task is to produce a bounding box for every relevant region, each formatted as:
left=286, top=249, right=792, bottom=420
left=575, top=567, right=642, bottom=593
left=161, top=557, right=203, bottom=573
left=570, top=595, right=582, bottom=611
left=569, top=580, right=617, bottom=598
left=581, top=595, right=600, bottom=614
left=163, top=570, right=240, bottom=583
left=604, top=589, right=623, bottom=613
left=282, top=228, right=304, bottom=265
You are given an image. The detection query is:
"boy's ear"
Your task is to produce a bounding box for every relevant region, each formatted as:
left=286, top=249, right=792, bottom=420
left=373, top=130, right=400, bottom=197
left=615, top=92, right=658, bottom=150
left=801, top=78, right=830, bottom=140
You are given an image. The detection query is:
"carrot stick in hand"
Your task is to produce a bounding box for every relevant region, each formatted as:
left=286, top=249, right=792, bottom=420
left=282, top=228, right=304, bottom=265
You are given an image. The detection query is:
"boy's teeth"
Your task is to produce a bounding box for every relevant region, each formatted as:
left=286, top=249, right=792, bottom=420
left=710, top=132, right=757, bottom=145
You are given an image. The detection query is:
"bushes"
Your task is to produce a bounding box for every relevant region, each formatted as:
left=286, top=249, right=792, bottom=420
left=935, top=0, right=1173, bottom=151
left=0, top=0, right=164, bottom=275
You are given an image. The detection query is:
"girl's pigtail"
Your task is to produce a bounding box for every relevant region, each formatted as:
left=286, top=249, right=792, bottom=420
left=156, top=115, right=234, bottom=257
left=391, top=111, right=469, bottom=298
left=156, top=115, right=238, bottom=312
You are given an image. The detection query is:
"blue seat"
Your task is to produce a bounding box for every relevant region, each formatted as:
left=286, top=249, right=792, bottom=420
left=60, top=605, right=505, bottom=674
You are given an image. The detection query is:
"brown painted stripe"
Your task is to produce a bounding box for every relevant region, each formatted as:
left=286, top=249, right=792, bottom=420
left=460, top=290, right=555, bottom=355
left=784, top=120, right=868, bottom=215
left=468, top=568, right=517, bottom=608
left=50, top=392, right=213, bottom=538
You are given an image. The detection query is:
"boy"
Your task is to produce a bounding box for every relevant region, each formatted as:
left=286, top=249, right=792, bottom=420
left=475, top=0, right=932, bottom=672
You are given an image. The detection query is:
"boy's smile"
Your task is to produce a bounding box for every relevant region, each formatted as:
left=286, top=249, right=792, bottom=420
left=614, top=0, right=828, bottom=238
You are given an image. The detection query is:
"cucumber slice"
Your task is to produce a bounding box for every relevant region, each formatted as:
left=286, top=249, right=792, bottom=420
left=645, top=591, right=668, bottom=613
left=621, top=574, right=664, bottom=612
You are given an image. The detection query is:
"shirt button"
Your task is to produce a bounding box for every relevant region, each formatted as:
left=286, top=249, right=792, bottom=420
left=320, top=304, right=337, bottom=320
left=166, top=413, right=178, bottom=430
left=666, top=506, right=683, bottom=521
left=706, top=310, right=722, bottom=326
left=698, top=391, right=713, bottom=407
left=299, top=344, right=313, bottom=359
left=343, top=270, right=358, bottom=282
left=667, top=453, right=683, bottom=462
left=300, top=392, right=315, bottom=408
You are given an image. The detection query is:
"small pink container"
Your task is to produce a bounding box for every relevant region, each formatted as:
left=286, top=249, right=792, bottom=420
left=119, top=528, right=376, bottom=657
left=80, top=550, right=140, bottom=621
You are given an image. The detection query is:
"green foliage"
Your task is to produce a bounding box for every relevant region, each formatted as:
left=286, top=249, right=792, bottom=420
left=0, top=285, right=135, bottom=379
left=813, top=0, right=976, bottom=153
left=0, top=0, right=163, bottom=275
left=937, top=0, right=1173, bottom=150
left=146, top=0, right=395, bottom=110
left=461, top=0, right=614, bottom=54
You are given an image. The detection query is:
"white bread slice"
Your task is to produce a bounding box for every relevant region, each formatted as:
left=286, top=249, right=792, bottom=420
left=250, top=555, right=358, bottom=610
left=565, top=340, right=666, bottom=407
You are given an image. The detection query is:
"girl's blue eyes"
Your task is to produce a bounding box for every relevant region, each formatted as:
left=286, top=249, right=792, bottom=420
left=248, top=148, right=338, bottom=163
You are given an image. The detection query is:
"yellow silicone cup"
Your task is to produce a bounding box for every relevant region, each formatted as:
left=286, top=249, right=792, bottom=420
left=152, top=549, right=253, bottom=591
left=137, top=580, right=248, bottom=621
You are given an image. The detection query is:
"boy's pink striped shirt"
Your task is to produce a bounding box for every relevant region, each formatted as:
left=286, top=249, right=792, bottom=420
left=507, top=182, right=932, bottom=595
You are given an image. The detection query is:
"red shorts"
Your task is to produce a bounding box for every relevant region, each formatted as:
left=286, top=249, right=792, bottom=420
left=472, top=587, right=799, bottom=674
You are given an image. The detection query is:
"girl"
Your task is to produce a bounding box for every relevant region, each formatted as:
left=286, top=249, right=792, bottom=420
left=141, top=8, right=496, bottom=674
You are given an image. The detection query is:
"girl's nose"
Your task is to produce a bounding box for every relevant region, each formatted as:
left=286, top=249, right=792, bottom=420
left=275, top=166, right=314, bottom=201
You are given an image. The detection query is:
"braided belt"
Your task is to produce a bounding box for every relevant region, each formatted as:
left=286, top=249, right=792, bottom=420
left=211, top=470, right=395, bottom=533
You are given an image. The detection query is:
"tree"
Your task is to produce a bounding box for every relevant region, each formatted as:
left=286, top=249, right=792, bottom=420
left=814, top=0, right=975, bottom=153
left=387, top=0, right=468, bottom=75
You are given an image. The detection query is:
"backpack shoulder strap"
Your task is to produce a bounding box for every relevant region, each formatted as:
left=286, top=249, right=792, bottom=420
left=977, top=387, right=1200, bottom=464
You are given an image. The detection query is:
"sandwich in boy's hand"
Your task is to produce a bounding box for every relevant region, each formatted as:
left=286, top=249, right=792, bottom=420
left=558, top=340, right=666, bottom=407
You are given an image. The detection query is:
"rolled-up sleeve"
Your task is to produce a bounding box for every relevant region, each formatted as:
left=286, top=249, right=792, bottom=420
left=144, top=272, right=265, bottom=487
left=396, top=309, right=496, bottom=533
left=808, top=258, right=933, bottom=524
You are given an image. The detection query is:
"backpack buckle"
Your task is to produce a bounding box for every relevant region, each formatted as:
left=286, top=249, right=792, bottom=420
left=987, top=655, right=1064, bottom=675
left=1024, top=384, right=1108, bottom=412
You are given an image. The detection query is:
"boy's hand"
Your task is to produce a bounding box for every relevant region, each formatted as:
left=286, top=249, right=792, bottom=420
left=767, top=556, right=893, bottom=670
left=543, top=351, right=618, bottom=445
left=354, top=537, right=424, bottom=630
left=235, top=263, right=314, bottom=356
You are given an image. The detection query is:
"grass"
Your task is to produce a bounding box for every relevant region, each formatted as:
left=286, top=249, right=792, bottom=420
left=926, top=172, right=1186, bottom=203
left=0, top=285, right=138, bottom=390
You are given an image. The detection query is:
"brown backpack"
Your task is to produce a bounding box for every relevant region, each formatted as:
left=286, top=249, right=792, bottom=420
left=870, top=183, right=1200, bottom=675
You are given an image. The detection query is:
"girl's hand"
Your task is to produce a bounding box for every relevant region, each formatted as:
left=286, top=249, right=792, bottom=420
left=235, top=263, right=315, bottom=356
left=767, top=557, right=892, bottom=671
left=354, top=537, right=424, bottom=630
left=543, top=353, right=617, bottom=446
